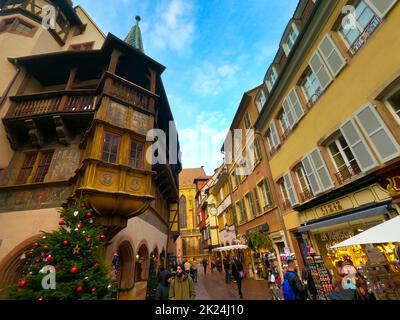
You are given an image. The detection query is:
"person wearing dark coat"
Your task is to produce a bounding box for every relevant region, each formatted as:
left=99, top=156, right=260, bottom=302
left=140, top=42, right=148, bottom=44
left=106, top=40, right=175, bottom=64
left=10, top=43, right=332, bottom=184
left=155, top=269, right=172, bottom=300
left=284, top=260, right=307, bottom=300
left=231, top=257, right=244, bottom=299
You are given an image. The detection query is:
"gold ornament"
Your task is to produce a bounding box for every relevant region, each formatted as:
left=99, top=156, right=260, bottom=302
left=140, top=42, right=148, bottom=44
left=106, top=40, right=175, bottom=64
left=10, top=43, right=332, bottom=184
left=73, top=245, right=81, bottom=255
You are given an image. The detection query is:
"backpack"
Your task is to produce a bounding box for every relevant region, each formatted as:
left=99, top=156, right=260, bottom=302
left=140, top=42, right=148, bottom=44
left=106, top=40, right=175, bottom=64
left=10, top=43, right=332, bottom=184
left=283, top=273, right=296, bottom=300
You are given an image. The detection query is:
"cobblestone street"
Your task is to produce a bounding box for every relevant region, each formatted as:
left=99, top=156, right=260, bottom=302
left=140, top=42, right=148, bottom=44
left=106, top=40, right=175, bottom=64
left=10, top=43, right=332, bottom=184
left=195, top=268, right=272, bottom=300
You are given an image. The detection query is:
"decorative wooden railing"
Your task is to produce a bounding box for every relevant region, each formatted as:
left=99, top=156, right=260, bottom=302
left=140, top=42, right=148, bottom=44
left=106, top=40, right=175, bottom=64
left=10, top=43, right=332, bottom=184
left=348, top=15, right=381, bottom=56
left=335, top=162, right=362, bottom=185
left=7, top=90, right=96, bottom=118
left=299, top=189, right=314, bottom=203
left=101, top=72, right=157, bottom=113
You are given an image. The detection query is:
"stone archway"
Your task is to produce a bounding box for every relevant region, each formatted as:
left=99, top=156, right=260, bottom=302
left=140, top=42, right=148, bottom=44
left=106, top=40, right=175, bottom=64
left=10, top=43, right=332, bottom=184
left=135, top=243, right=149, bottom=282
left=115, top=241, right=135, bottom=292
left=0, top=234, right=43, bottom=289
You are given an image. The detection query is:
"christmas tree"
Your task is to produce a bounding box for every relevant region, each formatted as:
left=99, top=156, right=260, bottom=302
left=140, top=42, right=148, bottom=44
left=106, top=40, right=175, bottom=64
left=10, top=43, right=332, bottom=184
left=6, top=197, right=112, bottom=300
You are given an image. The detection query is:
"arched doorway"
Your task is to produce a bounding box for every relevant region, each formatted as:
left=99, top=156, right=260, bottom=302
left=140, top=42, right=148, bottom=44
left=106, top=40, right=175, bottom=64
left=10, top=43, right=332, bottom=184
left=0, top=235, right=42, bottom=291
left=114, top=241, right=135, bottom=294
left=135, top=244, right=149, bottom=282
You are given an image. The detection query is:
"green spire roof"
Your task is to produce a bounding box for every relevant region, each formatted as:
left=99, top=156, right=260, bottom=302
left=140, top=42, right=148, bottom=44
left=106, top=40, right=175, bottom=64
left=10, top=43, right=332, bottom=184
left=125, top=16, right=144, bottom=53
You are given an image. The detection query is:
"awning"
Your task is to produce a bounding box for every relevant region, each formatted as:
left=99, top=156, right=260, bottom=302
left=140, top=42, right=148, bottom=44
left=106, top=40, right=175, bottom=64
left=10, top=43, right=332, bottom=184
left=297, top=204, right=389, bottom=233
left=212, top=245, right=248, bottom=252
left=330, top=215, right=400, bottom=248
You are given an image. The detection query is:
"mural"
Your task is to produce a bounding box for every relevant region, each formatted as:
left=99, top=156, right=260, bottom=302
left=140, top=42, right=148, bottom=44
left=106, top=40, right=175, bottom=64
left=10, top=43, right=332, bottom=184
left=47, top=147, right=81, bottom=182
left=0, top=184, right=72, bottom=213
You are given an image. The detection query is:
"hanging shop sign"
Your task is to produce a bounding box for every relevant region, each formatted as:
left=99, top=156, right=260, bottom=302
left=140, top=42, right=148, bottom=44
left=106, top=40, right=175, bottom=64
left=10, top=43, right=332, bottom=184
left=300, top=184, right=391, bottom=225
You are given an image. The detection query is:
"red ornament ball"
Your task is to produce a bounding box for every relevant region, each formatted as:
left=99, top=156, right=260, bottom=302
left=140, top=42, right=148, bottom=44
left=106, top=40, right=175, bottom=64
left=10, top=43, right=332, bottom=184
left=33, top=242, right=40, bottom=248
left=18, top=278, right=27, bottom=288
left=91, top=287, right=97, bottom=293
left=46, top=255, right=53, bottom=263
left=99, top=234, right=106, bottom=241
left=85, top=211, right=93, bottom=218
left=70, top=266, right=78, bottom=274
left=36, top=296, right=44, bottom=301
left=63, top=240, right=70, bottom=246
left=58, top=220, right=65, bottom=226
left=76, top=285, right=84, bottom=293
left=43, top=245, right=49, bottom=251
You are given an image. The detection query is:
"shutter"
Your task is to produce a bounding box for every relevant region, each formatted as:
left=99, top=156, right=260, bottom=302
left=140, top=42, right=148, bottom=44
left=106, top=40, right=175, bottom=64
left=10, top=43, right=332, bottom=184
left=283, top=173, right=298, bottom=206
left=365, top=0, right=397, bottom=18
left=318, top=35, right=346, bottom=77
left=253, top=188, right=261, bottom=214
left=288, top=88, right=305, bottom=122
left=309, top=149, right=334, bottom=191
left=282, top=97, right=295, bottom=128
left=355, top=104, right=400, bottom=162
left=301, top=156, right=322, bottom=195
left=270, top=121, right=281, bottom=148
left=340, top=119, right=378, bottom=172
left=309, top=51, right=332, bottom=90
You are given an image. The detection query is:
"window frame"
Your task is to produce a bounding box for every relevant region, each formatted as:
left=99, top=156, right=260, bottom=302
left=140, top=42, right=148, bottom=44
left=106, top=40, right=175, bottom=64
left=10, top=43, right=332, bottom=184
left=33, top=151, right=54, bottom=183
left=129, top=138, right=144, bottom=169
left=101, top=131, right=122, bottom=164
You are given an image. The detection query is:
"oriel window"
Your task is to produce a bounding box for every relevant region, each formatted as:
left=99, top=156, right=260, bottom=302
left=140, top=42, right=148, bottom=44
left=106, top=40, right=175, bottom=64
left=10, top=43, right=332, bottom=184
left=16, top=153, right=38, bottom=185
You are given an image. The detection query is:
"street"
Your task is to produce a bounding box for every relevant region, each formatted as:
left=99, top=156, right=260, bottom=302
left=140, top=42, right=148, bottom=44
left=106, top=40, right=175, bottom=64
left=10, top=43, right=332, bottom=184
left=195, top=268, right=272, bottom=300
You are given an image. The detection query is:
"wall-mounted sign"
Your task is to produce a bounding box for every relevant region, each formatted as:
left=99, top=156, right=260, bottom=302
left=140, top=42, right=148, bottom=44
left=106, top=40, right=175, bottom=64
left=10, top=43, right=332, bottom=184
left=246, top=223, right=269, bottom=235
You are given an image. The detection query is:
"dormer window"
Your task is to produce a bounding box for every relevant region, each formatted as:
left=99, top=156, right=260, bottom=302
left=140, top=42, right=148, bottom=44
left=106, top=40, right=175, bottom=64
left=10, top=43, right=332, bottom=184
left=282, top=23, right=300, bottom=56
left=265, top=66, right=278, bottom=92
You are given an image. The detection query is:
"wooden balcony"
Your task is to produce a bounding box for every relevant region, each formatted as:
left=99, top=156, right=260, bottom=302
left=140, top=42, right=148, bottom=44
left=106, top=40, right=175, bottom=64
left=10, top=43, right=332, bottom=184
left=102, top=72, right=158, bottom=114
left=6, top=90, right=97, bottom=119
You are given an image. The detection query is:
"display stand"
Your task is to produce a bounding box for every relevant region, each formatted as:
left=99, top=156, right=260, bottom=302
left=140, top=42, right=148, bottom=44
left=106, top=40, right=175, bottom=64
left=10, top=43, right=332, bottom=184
left=306, top=255, right=334, bottom=300
left=359, top=262, right=400, bottom=300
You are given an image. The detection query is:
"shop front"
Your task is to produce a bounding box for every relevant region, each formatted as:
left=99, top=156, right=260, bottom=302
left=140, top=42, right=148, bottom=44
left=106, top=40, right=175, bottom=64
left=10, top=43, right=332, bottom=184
left=295, top=180, right=400, bottom=299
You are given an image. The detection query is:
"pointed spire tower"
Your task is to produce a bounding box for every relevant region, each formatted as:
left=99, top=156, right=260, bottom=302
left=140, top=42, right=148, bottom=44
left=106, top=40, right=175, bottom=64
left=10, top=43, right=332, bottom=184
left=125, top=16, right=144, bottom=53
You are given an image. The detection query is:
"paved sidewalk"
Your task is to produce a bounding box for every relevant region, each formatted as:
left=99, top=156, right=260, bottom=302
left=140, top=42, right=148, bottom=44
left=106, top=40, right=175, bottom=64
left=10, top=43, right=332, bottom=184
left=195, top=269, right=272, bottom=300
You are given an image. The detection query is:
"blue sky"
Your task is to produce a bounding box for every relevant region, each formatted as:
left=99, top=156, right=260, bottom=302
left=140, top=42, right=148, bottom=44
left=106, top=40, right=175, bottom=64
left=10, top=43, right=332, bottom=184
left=74, top=0, right=298, bottom=175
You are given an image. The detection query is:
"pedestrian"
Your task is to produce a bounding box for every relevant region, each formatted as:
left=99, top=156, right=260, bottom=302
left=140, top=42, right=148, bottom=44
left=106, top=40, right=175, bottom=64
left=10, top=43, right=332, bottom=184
left=268, top=268, right=282, bottom=300
left=231, top=256, right=244, bottom=299
left=202, top=257, right=208, bottom=275
left=282, top=259, right=307, bottom=300
left=191, top=258, right=198, bottom=283
left=169, top=265, right=196, bottom=300
left=223, top=255, right=231, bottom=284
left=302, top=267, right=317, bottom=300
left=184, top=259, right=191, bottom=274
left=155, top=269, right=172, bottom=300
left=330, top=274, right=364, bottom=300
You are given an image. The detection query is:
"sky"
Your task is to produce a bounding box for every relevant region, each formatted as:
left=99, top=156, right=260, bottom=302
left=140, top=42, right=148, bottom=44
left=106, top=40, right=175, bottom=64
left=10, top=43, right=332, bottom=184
left=74, top=0, right=299, bottom=175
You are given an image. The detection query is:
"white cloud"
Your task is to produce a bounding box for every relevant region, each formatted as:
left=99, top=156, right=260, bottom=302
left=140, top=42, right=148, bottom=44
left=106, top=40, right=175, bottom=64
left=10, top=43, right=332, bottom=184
left=178, top=111, right=229, bottom=175
left=146, top=0, right=195, bottom=55
left=192, top=61, right=239, bottom=96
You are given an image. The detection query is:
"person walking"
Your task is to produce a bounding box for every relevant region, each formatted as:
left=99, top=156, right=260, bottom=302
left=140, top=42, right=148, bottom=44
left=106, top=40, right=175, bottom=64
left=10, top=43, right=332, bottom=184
left=231, top=257, right=244, bottom=299
left=184, top=259, right=191, bottom=274
left=268, top=267, right=282, bottom=300
left=223, top=255, right=231, bottom=284
left=202, top=257, right=208, bottom=275
left=155, top=268, right=172, bottom=300
left=169, top=265, right=196, bottom=300
left=191, top=258, right=198, bottom=283
left=302, top=267, right=317, bottom=300
left=282, top=259, right=307, bottom=300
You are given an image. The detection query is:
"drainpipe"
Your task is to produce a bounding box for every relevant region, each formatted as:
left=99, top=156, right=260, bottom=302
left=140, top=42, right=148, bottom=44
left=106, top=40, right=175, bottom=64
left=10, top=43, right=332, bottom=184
left=0, top=64, right=21, bottom=108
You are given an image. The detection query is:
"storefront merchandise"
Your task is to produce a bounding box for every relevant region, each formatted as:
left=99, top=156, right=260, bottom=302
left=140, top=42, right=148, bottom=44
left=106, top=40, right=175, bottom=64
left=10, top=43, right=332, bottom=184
left=306, top=255, right=334, bottom=300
